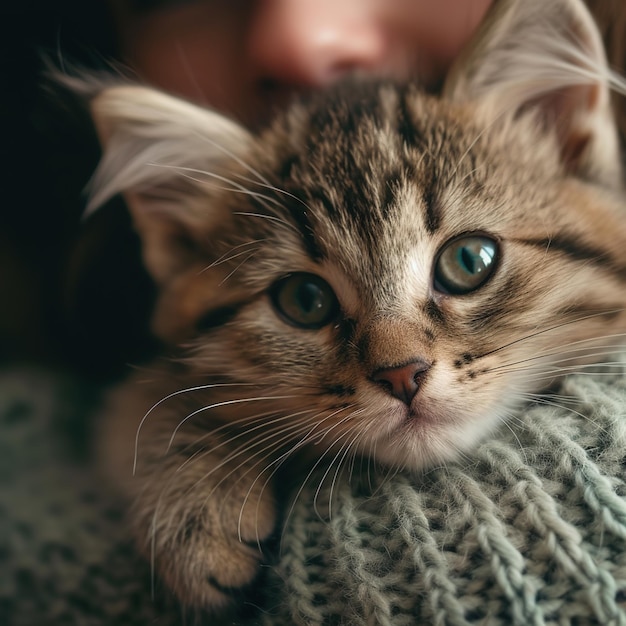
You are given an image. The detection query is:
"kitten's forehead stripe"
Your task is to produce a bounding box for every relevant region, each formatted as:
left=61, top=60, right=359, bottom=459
left=422, top=182, right=441, bottom=234
left=269, top=151, right=328, bottom=261
left=268, top=82, right=537, bottom=314
left=284, top=195, right=327, bottom=261
left=337, top=163, right=374, bottom=228
left=396, top=88, right=427, bottom=150
left=396, top=89, right=441, bottom=234
left=304, top=81, right=385, bottom=152
left=282, top=83, right=460, bottom=255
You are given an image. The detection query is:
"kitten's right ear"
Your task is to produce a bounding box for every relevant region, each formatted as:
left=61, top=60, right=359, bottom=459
left=88, top=86, right=254, bottom=283
left=444, top=0, right=622, bottom=189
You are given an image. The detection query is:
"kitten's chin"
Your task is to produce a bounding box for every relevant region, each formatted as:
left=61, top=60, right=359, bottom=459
left=367, top=402, right=502, bottom=472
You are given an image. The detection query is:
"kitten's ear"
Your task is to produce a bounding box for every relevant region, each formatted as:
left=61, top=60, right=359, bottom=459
left=444, top=0, right=622, bottom=188
left=88, top=86, right=254, bottom=283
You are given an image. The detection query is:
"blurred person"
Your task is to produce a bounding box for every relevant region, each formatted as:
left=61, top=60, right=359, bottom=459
left=1, top=0, right=623, bottom=378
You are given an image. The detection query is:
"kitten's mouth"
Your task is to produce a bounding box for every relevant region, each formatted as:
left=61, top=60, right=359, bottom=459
left=406, top=407, right=430, bottom=423
left=403, top=403, right=439, bottom=428
left=407, top=408, right=423, bottom=421
left=377, top=393, right=441, bottom=431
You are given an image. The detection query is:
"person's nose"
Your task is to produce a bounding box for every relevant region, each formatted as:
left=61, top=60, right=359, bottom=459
left=247, top=0, right=386, bottom=88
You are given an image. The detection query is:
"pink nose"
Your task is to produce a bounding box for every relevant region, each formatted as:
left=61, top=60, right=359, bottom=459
left=372, top=360, right=431, bottom=406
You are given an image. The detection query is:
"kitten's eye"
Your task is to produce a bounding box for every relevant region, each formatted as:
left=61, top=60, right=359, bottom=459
left=434, top=234, right=498, bottom=295
left=270, top=273, right=339, bottom=328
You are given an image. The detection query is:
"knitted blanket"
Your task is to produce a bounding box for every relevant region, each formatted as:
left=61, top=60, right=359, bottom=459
left=2, top=366, right=626, bottom=625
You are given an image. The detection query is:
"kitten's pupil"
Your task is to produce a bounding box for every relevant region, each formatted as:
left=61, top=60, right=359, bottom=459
left=434, top=234, right=498, bottom=295
left=297, top=283, right=322, bottom=314
left=459, top=248, right=476, bottom=274
left=270, top=273, right=339, bottom=329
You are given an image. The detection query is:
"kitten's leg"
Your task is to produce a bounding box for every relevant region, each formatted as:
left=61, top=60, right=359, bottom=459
left=98, top=381, right=278, bottom=611
left=133, top=431, right=277, bottom=610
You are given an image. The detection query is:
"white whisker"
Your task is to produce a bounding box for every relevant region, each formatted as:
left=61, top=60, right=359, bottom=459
left=476, top=311, right=625, bottom=362
left=236, top=405, right=359, bottom=544
left=278, top=409, right=365, bottom=538
left=232, top=210, right=300, bottom=235
left=166, top=394, right=302, bottom=450
left=233, top=172, right=315, bottom=213
left=204, top=239, right=265, bottom=270
left=146, top=163, right=294, bottom=223
left=191, top=128, right=274, bottom=188
left=218, top=251, right=259, bottom=285
left=133, top=381, right=261, bottom=474
left=315, top=429, right=368, bottom=520
left=171, top=409, right=313, bottom=475
left=191, top=408, right=345, bottom=502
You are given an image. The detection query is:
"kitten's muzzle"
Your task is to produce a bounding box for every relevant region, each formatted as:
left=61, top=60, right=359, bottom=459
left=371, top=360, right=431, bottom=406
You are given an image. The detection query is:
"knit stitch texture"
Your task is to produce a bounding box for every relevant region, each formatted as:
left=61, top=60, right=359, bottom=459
left=2, top=367, right=626, bottom=625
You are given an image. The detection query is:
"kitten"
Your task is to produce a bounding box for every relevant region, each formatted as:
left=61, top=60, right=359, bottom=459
left=88, top=0, right=626, bottom=613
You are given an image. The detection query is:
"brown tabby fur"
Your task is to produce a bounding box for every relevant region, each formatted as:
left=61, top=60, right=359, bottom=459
left=91, top=0, right=626, bottom=612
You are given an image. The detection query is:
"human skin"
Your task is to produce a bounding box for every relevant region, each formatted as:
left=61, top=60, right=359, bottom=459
left=108, top=0, right=493, bottom=127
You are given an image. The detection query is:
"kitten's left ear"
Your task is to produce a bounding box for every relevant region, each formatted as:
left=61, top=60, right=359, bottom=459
left=88, top=85, right=254, bottom=283
left=444, top=0, right=622, bottom=189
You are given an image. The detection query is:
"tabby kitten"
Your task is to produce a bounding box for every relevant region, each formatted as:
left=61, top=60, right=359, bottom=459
left=91, top=0, right=626, bottom=612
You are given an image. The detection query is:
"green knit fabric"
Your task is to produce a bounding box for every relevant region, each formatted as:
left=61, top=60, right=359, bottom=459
left=2, top=367, right=626, bottom=625
left=261, top=370, right=626, bottom=625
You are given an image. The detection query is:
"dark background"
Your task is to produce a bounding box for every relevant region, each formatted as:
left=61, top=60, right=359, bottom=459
left=0, top=2, right=157, bottom=380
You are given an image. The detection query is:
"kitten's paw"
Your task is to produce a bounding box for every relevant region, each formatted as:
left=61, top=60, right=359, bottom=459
left=173, top=526, right=270, bottom=610
left=152, top=481, right=277, bottom=611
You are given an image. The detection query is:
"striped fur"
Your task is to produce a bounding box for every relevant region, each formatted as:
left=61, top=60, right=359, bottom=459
left=91, top=0, right=626, bottom=613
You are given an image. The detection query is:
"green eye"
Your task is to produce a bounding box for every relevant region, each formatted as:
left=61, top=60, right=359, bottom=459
left=434, top=234, right=498, bottom=295
left=270, top=273, right=339, bottom=328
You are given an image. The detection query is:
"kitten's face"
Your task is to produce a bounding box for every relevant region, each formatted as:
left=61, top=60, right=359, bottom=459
left=142, top=82, right=626, bottom=470
left=85, top=0, right=626, bottom=471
